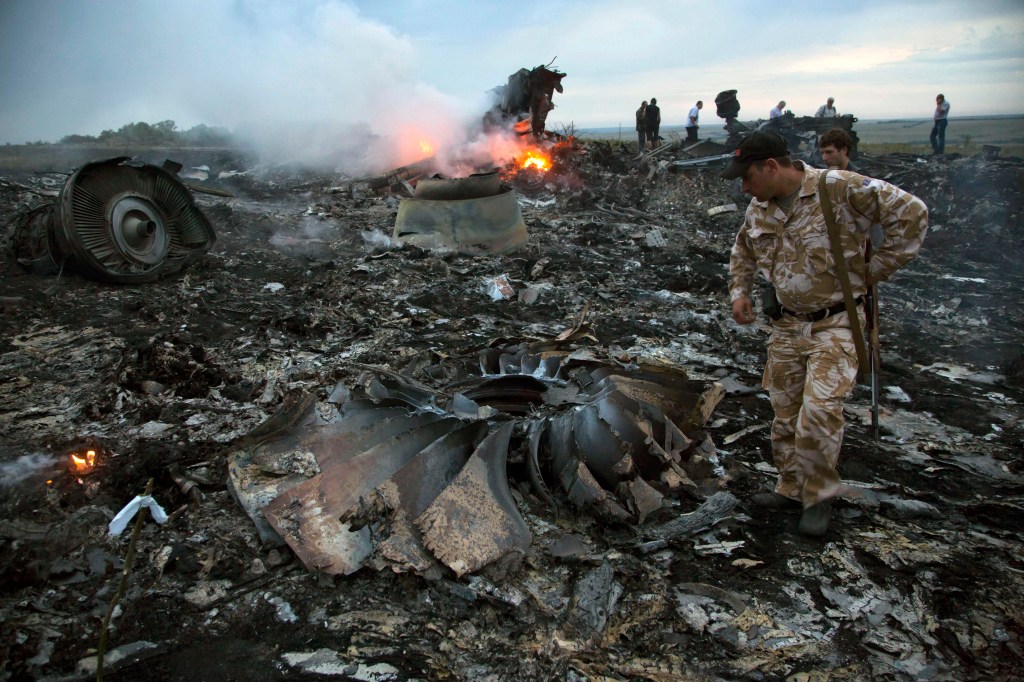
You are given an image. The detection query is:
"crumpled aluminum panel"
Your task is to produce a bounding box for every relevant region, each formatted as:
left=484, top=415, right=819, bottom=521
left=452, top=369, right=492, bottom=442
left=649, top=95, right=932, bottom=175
left=358, top=421, right=490, bottom=576
left=417, top=422, right=531, bottom=578
left=393, top=186, right=527, bottom=255
left=263, top=417, right=463, bottom=575
left=229, top=338, right=724, bottom=579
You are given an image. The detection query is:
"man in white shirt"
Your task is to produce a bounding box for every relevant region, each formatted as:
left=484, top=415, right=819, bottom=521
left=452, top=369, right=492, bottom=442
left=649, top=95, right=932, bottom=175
left=769, top=101, right=786, bottom=119
left=815, top=97, right=837, bottom=118
left=686, top=100, right=703, bottom=143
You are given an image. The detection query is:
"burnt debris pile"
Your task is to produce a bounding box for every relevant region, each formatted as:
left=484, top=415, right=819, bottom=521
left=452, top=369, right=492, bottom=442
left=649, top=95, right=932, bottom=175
left=0, top=140, right=1022, bottom=680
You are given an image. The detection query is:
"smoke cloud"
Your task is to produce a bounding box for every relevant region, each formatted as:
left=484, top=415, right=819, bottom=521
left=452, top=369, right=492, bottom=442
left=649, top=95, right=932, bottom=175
left=0, top=453, right=60, bottom=487
left=1, top=1, right=503, bottom=175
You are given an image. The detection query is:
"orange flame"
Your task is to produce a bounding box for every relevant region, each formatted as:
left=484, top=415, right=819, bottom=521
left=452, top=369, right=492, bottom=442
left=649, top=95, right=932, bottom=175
left=518, top=149, right=551, bottom=172
left=70, top=449, right=97, bottom=473
left=419, top=140, right=434, bottom=155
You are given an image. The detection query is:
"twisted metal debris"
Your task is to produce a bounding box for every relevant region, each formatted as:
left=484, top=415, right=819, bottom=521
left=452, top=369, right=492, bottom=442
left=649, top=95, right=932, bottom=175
left=229, top=329, right=724, bottom=578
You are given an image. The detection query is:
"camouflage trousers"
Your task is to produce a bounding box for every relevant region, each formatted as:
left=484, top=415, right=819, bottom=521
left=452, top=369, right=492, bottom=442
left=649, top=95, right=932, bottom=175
left=762, top=312, right=860, bottom=508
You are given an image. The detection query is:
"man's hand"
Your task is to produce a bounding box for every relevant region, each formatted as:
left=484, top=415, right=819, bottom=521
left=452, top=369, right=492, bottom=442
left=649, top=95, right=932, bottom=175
left=732, top=296, right=755, bottom=325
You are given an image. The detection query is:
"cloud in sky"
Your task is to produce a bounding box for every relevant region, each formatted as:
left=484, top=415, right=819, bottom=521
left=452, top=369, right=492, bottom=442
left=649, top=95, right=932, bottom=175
left=0, top=0, right=1021, bottom=148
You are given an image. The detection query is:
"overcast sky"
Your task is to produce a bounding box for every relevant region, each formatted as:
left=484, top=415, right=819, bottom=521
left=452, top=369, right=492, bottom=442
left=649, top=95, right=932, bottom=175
left=1, top=0, right=1022, bottom=146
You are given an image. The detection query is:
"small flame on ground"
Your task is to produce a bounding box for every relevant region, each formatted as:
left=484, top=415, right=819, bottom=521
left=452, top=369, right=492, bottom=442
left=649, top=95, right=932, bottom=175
left=70, top=449, right=96, bottom=473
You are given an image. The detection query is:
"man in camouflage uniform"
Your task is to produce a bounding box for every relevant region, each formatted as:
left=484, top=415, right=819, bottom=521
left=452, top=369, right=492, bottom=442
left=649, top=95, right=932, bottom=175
left=723, top=132, right=928, bottom=535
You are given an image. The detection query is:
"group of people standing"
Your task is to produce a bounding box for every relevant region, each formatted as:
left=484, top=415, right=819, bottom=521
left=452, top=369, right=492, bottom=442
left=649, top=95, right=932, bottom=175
left=635, top=95, right=845, bottom=153
left=635, top=98, right=705, bottom=152
left=634, top=95, right=848, bottom=153
left=770, top=94, right=952, bottom=155
left=635, top=99, right=659, bottom=151
left=637, top=94, right=951, bottom=157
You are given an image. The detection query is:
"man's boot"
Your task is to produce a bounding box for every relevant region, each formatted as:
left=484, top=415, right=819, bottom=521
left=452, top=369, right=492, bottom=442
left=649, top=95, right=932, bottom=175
left=750, top=492, right=801, bottom=511
left=798, top=501, right=832, bottom=536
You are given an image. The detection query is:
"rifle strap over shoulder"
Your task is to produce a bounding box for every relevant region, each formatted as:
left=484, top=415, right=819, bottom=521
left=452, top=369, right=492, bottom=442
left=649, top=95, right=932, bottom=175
left=818, top=172, right=869, bottom=381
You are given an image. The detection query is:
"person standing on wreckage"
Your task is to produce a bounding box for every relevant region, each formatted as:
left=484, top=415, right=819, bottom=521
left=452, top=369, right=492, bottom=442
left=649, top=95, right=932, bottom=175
left=723, top=131, right=928, bottom=535
left=645, top=97, right=662, bottom=149
left=636, top=100, right=648, bottom=153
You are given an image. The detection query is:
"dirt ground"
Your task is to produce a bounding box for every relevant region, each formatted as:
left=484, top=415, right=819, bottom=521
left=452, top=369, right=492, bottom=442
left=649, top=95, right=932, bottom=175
left=0, top=140, right=1022, bottom=681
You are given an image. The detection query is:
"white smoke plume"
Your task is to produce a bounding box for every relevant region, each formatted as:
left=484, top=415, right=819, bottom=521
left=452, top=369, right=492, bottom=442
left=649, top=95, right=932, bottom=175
left=2, top=1, right=513, bottom=176
left=0, top=453, right=60, bottom=487
left=181, top=1, right=487, bottom=175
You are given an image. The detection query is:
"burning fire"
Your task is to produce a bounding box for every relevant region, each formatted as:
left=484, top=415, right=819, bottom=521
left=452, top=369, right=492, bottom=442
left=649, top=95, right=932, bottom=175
left=517, top=149, right=551, bottom=172
left=420, top=140, right=434, bottom=155
left=70, top=449, right=97, bottom=473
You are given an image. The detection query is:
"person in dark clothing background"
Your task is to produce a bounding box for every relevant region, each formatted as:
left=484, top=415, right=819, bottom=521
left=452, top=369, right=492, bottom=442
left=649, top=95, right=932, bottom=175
left=645, top=97, right=661, bottom=149
left=635, top=100, right=648, bottom=153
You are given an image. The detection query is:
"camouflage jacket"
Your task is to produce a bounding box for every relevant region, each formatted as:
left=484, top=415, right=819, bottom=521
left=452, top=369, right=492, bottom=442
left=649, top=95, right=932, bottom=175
left=729, top=162, right=928, bottom=313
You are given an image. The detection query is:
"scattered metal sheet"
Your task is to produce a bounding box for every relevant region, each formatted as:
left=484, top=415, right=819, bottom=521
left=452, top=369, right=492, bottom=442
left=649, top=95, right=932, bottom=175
left=547, top=534, right=591, bottom=559
left=393, top=186, right=527, bottom=255
left=413, top=172, right=501, bottom=200
left=228, top=406, right=446, bottom=544
left=618, top=477, right=665, bottom=522
left=722, top=423, right=770, bottom=445
left=565, top=562, right=623, bottom=641
left=263, top=417, right=464, bottom=575
left=355, top=421, right=489, bottom=575
left=643, top=491, right=740, bottom=543
left=683, top=140, right=728, bottom=156
left=671, top=152, right=732, bottom=169
left=417, top=422, right=531, bottom=578
left=707, top=203, right=737, bottom=216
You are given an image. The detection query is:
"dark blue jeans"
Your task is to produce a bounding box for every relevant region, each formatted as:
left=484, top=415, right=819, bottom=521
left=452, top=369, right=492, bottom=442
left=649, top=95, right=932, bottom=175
left=930, top=118, right=948, bottom=154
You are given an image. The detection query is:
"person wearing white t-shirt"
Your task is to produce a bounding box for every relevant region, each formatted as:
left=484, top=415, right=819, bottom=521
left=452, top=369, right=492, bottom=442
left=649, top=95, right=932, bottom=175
left=685, top=101, right=703, bottom=142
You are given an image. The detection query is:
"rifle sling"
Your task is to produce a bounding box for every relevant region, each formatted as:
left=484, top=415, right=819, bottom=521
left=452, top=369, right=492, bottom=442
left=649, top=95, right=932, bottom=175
left=817, top=172, right=869, bottom=381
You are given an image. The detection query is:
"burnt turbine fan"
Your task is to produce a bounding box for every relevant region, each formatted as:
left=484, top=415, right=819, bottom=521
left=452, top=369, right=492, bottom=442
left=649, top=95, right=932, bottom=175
left=36, top=157, right=215, bottom=283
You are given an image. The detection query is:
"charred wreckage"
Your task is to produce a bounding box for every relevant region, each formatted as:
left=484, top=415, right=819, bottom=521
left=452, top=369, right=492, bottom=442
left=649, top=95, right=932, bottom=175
left=1, top=65, right=1023, bottom=680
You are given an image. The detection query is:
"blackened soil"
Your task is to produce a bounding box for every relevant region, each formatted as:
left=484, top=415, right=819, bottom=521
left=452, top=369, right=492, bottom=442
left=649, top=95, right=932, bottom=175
left=0, top=145, right=1022, bottom=680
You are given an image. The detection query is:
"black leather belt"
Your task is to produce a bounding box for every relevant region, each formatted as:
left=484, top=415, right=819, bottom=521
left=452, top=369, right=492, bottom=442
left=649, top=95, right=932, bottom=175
left=783, top=297, right=862, bottom=322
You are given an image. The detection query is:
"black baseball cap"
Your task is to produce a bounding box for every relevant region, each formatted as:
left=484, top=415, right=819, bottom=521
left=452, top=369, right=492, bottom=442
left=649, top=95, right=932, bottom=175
left=720, top=132, right=789, bottom=180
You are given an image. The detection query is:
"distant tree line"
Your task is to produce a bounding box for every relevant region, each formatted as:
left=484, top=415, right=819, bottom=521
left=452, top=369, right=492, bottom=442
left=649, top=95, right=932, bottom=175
left=56, top=120, right=234, bottom=147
